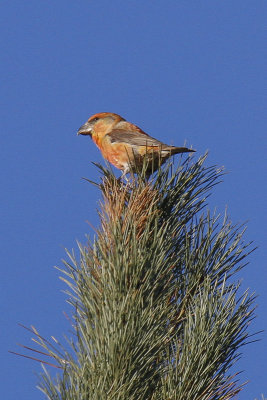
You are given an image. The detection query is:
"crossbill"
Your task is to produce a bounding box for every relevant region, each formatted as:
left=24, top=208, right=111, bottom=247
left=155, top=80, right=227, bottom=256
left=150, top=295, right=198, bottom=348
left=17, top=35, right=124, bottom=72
left=78, top=112, right=195, bottom=177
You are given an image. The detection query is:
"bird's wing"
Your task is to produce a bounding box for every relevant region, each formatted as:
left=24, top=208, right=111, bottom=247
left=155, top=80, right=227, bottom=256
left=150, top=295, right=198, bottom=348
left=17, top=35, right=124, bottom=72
left=107, top=129, right=167, bottom=148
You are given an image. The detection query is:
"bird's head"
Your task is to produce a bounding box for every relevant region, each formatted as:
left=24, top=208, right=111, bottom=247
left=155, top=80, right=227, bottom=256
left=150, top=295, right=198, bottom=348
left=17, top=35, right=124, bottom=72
left=77, top=112, right=125, bottom=136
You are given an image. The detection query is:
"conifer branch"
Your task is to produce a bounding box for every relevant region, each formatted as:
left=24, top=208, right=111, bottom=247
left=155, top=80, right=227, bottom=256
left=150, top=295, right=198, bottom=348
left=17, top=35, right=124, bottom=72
left=13, top=156, right=257, bottom=399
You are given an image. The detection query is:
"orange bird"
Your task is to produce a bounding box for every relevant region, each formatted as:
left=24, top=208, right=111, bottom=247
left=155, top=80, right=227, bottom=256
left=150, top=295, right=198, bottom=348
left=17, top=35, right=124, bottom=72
left=78, top=112, right=195, bottom=177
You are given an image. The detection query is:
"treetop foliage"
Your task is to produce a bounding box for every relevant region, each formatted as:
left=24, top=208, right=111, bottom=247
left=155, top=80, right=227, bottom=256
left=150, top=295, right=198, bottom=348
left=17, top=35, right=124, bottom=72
left=20, top=155, right=256, bottom=400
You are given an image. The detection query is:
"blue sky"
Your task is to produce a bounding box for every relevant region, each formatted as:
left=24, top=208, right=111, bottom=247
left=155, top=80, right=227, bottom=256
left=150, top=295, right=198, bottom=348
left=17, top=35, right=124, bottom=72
left=1, top=1, right=266, bottom=398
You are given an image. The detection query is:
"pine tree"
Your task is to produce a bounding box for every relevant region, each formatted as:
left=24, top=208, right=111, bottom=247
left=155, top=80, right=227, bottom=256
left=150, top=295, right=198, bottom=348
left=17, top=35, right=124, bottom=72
left=28, top=155, right=256, bottom=399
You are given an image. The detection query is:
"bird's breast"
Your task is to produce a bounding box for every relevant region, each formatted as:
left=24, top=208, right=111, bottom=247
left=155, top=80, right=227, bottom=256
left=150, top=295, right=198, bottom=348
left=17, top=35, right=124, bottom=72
left=93, top=135, right=131, bottom=170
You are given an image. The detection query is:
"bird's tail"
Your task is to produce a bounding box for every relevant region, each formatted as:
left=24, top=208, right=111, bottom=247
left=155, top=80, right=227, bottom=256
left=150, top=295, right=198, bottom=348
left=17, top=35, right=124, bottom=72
left=170, top=146, right=196, bottom=154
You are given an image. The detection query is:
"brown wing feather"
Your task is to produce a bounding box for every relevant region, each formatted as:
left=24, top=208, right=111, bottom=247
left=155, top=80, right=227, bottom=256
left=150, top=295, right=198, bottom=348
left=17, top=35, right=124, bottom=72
left=107, top=129, right=167, bottom=147
left=107, top=129, right=195, bottom=154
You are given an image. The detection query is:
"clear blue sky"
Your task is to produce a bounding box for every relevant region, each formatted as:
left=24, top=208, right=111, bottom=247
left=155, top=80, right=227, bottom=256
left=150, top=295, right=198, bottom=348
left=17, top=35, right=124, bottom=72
left=1, top=1, right=266, bottom=398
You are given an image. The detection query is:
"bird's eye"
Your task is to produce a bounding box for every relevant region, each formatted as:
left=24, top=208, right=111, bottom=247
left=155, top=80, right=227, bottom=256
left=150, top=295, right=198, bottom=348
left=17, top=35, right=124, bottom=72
left=91, top=117, right=99, bottom=122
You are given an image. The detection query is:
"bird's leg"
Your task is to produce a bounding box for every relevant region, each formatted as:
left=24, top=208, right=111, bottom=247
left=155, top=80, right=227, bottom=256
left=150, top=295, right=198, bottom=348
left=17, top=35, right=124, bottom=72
left=120, top=165, right=131, bottom=181
left=120, top=170, right=128, bottom=181
left=116, top=168, right=128, bottom=189
left=120, top=167, right=136, bottom=190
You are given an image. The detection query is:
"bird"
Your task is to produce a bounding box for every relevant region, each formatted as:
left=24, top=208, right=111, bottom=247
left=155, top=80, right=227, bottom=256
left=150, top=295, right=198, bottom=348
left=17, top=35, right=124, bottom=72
left=77, top=112, right=195, bottom=178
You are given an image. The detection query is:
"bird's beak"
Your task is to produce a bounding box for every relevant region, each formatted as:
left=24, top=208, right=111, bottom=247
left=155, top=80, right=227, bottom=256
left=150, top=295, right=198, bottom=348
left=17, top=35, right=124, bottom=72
left=77, top=121, right=92, bottom=136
